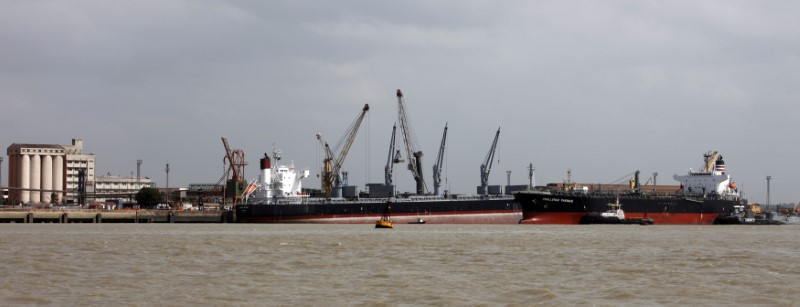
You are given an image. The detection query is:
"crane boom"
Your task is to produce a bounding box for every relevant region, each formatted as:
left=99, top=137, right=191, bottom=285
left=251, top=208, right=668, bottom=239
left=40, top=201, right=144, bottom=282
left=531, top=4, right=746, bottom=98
left=221, top=137, right=246, bottom=181
left=702, top=151, right=720, bottom=173
left=396, top=89, right=426, bottom=194
left=316, top=133, right=336, bottom=196
left=479, top=127, right=500, bottom=195
left=317, top=104, right=370, bottom=197
left=220, top=137, right=247, bottom=203
left=221, top=137, right=235, bottom=180
left=333, top=104, right=370, bottom=177
left=432, top=123, right=448, bottom=196
left=384, top=124, right=404, bottom=186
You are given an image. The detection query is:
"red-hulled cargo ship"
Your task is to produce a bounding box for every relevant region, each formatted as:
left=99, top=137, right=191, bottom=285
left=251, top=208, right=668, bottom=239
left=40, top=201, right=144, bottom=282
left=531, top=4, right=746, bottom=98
left=515, top=151, right=747, bottom=225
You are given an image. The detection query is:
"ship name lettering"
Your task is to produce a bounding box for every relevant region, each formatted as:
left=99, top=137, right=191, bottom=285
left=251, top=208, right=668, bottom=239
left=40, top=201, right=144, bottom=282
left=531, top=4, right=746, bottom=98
left=542, top=198, right=573, bottom=203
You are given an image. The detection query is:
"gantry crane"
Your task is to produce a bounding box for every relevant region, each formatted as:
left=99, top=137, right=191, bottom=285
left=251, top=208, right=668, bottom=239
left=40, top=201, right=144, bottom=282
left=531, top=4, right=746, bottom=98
left=479, top=128, right=500, bottom=196
left=384, top=124, right=404, bottom=187
left=317, top=104, right=370, bottom=197
left=396, top=89, right=426, bottom=194
left=432, top=123, right=448, bottom=196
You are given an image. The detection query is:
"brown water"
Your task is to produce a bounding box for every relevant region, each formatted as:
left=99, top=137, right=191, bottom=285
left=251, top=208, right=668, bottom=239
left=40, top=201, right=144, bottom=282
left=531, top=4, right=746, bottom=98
left=1, top=224, right=798, bottom=305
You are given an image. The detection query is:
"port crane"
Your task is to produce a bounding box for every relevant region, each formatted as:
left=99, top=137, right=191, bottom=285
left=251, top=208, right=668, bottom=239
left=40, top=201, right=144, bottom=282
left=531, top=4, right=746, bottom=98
left=479, top=128, right=500, bottom=196
left=396, top=89, right=426, bottom=194
left=317, top=104, right=370, bottom=197
left=221, top=137, right=247, bottom=204
left=432, top=123, right=448, bottom=196
left=384, top=124, right=404, bottom=187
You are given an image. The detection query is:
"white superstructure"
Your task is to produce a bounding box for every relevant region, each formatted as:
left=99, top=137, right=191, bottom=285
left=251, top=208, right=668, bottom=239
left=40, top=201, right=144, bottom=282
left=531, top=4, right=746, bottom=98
left=673, top=151, right=739, bottom=198
left=246, top=149, right=310, bottom=204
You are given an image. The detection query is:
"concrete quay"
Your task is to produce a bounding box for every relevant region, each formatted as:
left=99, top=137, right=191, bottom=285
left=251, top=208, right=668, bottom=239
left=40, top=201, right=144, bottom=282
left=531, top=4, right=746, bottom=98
left=0, top=209, right=234, bottom=223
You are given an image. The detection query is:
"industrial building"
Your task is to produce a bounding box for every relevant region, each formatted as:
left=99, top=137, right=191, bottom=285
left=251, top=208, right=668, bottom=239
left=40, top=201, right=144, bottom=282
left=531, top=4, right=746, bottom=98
left=94, top=175, right=154, bottom=197
left=6, top=139, right=95, bottom=205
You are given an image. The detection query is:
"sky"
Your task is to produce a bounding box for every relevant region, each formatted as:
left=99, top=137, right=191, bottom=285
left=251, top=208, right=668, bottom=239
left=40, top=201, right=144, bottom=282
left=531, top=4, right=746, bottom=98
left=2, top=1, right=798, bottom=204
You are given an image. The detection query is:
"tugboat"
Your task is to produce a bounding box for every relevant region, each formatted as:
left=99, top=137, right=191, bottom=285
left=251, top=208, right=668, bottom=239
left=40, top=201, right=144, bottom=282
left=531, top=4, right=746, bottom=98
left=375, top=201, right=394, bottom=228
left=580, top=198, right=626, bottom=224
left=579, top=198, right=655, bottom=225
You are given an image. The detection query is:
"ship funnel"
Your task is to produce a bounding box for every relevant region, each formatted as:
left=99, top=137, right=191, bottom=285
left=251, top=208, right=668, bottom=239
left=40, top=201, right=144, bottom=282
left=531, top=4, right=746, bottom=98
left=715, top=156, right=725, bottom=173
left=261, top=153, right=273, bottom=187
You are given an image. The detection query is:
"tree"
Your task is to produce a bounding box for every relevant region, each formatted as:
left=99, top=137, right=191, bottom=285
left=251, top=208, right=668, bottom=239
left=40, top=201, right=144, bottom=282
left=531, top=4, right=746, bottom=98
left=135, top=187, right=162, bottom=209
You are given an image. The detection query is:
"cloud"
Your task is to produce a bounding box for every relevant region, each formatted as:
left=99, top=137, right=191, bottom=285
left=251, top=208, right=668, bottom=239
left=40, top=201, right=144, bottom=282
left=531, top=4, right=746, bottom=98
left=1, top=1, right=798, bottom=203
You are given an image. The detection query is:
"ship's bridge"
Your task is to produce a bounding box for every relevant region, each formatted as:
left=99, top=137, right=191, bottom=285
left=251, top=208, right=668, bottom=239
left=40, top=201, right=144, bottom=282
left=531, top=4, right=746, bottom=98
left=673, top=171, right=737, bottom=197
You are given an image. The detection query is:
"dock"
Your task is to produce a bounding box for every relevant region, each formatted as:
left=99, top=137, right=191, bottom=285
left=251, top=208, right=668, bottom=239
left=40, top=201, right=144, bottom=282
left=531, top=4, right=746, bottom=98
left=0, top=209, right=234, bottom=223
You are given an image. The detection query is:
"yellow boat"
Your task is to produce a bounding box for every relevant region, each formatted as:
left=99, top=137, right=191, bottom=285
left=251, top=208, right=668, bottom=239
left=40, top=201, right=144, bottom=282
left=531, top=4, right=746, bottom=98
left=375, top=201, right=394, bottom=228
left=375, top=218, right=394, bottom=228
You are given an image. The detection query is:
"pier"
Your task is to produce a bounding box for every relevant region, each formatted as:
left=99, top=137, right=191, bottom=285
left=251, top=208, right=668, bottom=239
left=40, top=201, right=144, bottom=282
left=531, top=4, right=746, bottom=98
left=0, top=209, right=234, bottom=223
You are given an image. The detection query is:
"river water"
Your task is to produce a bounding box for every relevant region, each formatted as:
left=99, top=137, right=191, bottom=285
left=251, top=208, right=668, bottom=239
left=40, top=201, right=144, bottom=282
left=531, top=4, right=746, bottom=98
left=1, top=224, right=798, bottom=305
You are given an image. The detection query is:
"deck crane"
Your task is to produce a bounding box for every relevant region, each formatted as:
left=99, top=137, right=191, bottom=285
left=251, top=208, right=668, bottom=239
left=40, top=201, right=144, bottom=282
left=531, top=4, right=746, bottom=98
left=702, top=151, right=720, bottom=173
left=396, top=89, right=426, bottom=194
left=316, top=133, right=336, bottom=195
left=432, top=123, right=448, bottom=196
left=384, top=124, right=404, bottom=187
left=479, top=128, right=500, bottom=196
left=221, top=137, right=247, bottom=204
left=317, top=104, right=370, bottom=198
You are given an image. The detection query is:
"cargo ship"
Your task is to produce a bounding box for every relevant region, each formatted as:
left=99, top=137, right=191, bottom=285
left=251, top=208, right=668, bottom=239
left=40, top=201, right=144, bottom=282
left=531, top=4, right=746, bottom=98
left=236, top=89, right=527, bottom=223
left=515, top=151, right=747, bottom=225
left=234, top=150, right=521, bottom=224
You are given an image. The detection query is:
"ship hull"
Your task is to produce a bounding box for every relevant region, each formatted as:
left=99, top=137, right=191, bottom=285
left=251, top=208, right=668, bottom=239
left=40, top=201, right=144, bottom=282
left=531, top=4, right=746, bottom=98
left=515, top=191, right=743, bottom=225
left=236, top=197, right=521, bottom=224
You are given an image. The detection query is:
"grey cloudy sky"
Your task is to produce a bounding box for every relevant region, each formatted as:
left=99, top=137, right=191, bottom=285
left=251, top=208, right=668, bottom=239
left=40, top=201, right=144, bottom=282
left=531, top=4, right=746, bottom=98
left=2, top=1, right=798, bottom=204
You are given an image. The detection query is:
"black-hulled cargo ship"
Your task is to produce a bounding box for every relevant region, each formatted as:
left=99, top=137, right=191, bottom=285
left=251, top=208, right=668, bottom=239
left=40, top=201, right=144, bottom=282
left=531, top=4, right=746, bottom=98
left=236, top=90, right=524, bottom=223
left=515, top=151, right=747, bottom=225
left=235, top=150, right=521, bottom=224
left=236, top=195, right=520, bottom=224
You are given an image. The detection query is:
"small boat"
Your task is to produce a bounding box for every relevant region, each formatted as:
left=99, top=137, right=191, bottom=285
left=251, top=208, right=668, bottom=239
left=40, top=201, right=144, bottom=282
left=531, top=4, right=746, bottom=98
left=580, top=198, right=654, bottom=225
left=600, top=199, right=625, bottom=220
left=408, top=218, right=426, bottom=224
left=375, top=201, right=394, bottom=228
left=376, top=218, right=394, bottom=228
left=580, top=198, right=625, bottom=224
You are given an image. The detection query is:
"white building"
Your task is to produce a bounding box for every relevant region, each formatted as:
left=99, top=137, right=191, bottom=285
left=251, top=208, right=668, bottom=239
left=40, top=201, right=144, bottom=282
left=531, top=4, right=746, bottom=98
left=6, top=139, right=95, bottom=205
left=94, top=175, right=154, bottom=197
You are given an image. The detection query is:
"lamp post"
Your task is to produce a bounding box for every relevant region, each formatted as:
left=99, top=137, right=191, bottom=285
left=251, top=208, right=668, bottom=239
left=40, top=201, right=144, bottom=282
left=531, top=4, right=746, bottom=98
left=165, top=163, right=170, bottom=207
left=136, top=159, right=142, bottom=188
left=766, top=176, right=771, bottom=210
